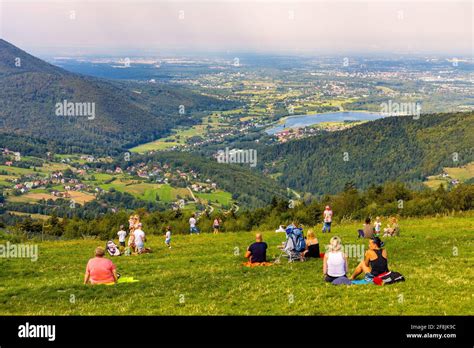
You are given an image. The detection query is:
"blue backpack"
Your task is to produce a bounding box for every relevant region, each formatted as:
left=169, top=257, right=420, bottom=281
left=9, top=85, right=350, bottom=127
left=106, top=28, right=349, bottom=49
left=293, top=228, right=306, bottom=252
left=286, top=226, right=306, bottom=252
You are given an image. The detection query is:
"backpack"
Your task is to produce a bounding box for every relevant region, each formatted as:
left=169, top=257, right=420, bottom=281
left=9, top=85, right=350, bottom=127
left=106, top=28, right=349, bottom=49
left=292, top=228, right=306, bottom=252
left=373, top=271, right=405, bottom=285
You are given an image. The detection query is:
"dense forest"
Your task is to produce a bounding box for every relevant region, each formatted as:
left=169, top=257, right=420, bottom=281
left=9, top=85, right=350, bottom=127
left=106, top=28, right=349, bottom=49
left=259, top=112, right=474, bottom=195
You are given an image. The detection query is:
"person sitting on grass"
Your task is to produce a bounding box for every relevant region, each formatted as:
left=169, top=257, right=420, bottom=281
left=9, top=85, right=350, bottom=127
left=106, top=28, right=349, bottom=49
left=245, top=233, right=268, bottom=264
left=323, top=236, right=349, bottom=283
left=350, top=237, right=388, bottom=280
left=358, top=217, right=375, bottom=238
left=302, top=229, right=320, bottom=259
left=383, top=217, right=400, bottom=237
left=84, top=247, right=118, bottom=285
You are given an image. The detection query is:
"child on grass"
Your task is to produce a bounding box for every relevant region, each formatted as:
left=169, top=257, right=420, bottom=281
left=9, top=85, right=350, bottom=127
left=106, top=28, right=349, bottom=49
left=374, top=217, right=382, bottom=237
left=165, top=226, right=172, bottom=249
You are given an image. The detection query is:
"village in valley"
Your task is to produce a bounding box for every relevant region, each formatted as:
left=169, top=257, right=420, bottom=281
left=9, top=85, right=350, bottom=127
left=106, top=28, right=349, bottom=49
left=0, top=147, right=230, bottom=218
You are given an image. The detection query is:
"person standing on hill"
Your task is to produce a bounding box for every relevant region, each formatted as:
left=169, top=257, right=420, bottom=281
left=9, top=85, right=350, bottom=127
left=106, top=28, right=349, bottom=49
left=165, top=226, right=172, bottom=249
left=189, top=213, right=199, bottom=234
left=133, top=223, right=146, bottom=253
left=322, top=206, right=333, bottom=233
left=213, top=217, right=221, bottom=234
left=117, top=225, right=127, bottom=247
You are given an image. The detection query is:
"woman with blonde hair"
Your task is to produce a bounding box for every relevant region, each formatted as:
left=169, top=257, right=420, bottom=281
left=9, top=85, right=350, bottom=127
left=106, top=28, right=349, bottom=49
left=323, top=236, right=349, bottom=283
left=383, top=217, right=399, bottom=237
left=127, top=214, right=140, bottom=251
left=302, top=229, right=320, bottom=259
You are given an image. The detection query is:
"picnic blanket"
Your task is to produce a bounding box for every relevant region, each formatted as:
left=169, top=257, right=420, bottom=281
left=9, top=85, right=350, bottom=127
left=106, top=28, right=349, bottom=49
left=103, top=277, right=139, bottom=285
left=242, top=261, right=273, bottom=267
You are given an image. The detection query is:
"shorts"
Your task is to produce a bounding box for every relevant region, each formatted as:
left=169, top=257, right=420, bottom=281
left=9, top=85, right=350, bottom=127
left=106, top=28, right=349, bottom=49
left=165, top=238, right=171, bottom=245
left=365, top=273, right=375, bottom=280
left=136, top=242, right=144, bottom=251
left=325, top=274, right=346, bottom=283
left=322, top=222, right=332, bottom=230
left=190, top=227, right=199, bottom=234
left=119, top=241, right=126, bottom=247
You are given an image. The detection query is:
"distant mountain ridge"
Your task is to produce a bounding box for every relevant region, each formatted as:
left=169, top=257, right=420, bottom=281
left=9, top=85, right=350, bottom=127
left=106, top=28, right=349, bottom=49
left=0, top=39, right=235, bottom=155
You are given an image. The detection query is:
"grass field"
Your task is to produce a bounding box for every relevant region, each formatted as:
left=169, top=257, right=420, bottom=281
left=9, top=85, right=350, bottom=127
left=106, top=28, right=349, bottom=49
left=130, top=115, right=224, bottom=153
left=195, top=190, right=232, bottom=207
left=0, top=213, right=472, bottom=315
left=130, top=125, right=206, bottom=153
left=8, top=191, right=95, bottom=205
left=425, top=162, right=474, bottom=189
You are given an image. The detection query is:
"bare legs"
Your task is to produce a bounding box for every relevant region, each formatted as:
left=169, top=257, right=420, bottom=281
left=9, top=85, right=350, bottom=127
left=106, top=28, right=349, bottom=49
left=350, top=260, right=371, bottom=280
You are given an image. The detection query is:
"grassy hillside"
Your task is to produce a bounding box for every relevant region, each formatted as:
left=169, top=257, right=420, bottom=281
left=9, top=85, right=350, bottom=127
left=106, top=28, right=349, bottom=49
left=141, top=151, right=288, bottom=207
left=0, top=213, right=472, bottom=315
left=261, top=112, right=474, bottom=195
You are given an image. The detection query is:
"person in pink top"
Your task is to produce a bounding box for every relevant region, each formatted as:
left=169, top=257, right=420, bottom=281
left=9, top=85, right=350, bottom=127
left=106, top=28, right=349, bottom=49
left=322, top=205, right=333, bottom=233
left=84, top=247, right=118, bottom=284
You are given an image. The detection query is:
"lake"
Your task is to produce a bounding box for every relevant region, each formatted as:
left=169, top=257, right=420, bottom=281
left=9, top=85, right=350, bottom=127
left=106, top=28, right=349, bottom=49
left=265, top=111, right=384, bottom=135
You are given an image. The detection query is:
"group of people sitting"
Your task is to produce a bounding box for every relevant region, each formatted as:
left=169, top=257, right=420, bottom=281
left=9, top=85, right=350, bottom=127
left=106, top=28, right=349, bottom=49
left=245, top=224, right=321, bottom=266
left=358, top=216, right=400, bottom=238
left=245, top=221, right=392, bottom=285
left=323, top=236, right=388, bottom=284
left=103, top=215, right=152, bottom=258
left=85, top=211, right=397, bottom=285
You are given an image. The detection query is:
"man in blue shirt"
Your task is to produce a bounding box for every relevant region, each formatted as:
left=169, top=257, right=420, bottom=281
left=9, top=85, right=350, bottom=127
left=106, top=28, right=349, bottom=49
left=245, top=233, right=268, bottom=263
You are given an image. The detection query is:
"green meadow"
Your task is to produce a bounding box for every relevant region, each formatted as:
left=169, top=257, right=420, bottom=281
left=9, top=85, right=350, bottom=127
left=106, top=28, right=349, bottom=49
left=0, top=213, right=472, bottom=315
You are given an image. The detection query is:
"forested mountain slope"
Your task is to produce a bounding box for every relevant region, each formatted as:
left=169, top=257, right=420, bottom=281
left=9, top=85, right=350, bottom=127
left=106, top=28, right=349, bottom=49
left=260, top=112, right=474, bottom=195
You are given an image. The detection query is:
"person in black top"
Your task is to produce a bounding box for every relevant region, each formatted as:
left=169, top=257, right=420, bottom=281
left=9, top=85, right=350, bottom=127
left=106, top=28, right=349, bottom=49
left=302, top=229, right=320, bottom=259
left=245, top=233, right=268, bottom=263
left=350, top=237, right=389, bottom=279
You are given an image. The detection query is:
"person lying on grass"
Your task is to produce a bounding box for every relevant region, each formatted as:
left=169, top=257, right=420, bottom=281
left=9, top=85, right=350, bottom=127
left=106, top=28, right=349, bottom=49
left=245, top=233, right=268, bottom=263
left=350, top=237, right=389, bottom=280
left=323, top=236, right=349, bottom=283
left=84, top=247, right=118, bottom=285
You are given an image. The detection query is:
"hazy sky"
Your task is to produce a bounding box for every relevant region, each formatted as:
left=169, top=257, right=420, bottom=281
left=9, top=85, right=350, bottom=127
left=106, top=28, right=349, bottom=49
left=0, top=0, right=472, bottom=56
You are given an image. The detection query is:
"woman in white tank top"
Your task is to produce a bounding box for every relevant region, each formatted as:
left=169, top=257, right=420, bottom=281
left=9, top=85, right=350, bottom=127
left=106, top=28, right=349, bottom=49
left=323, top=236, right=348, bottom=283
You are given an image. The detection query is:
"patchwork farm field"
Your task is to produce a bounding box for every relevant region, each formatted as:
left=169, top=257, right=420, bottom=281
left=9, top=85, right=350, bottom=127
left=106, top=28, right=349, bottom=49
left=425, top=162, right=474, bottom=189
left=0, top=213, right=472, bottom=315
left=8, top=191, right=96, bottom=205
